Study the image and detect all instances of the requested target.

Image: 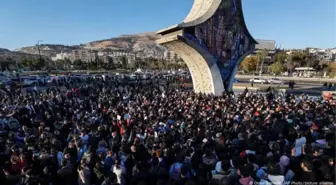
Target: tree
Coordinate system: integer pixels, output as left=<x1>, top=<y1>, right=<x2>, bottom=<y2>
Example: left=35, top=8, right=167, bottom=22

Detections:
left=173, top=53, right=179, bottom=62
left=291, top=51, right=307, bottom=66
left=240, top=56, right=258, bottom=73
left=121, top=56, right=128, bottom=69
left=88, top=60, right=97, bottom=70
left=95, top=57, right=102, bottom=70
left=158, top=61, right=165, bottom=70
left=179, top=62, right=188, bottom=69
left=274, top=51, right=287, bottom=64
left=105, top=57, right=115, bottom=70
left=73, top=59, right=83, bottom=69
left=269, top=62, right=284, bottom=74
left=148, top=59, right=159, bottom=69
left=20, top=58, right=33, bottom=69
left=32, top=58, right=46, bottom=70
left=107, top=56, right=113, bottom=64
left=256, top=49, right=268, bottom=74
left=284, top=60, right=299, bottom=73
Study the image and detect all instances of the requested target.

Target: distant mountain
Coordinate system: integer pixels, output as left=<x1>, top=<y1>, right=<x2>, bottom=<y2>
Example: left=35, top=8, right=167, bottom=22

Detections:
left=15, top=45, right=81, bottom=58
left=0, top=48, right=10, bottom=53
left=0, top=47, right=41, bottom=63
left=15, top=32, right=168, bottom=59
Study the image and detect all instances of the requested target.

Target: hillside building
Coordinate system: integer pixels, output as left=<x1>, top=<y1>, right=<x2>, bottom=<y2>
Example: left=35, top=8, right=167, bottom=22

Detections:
left=71, top=49, right=98, bottom=62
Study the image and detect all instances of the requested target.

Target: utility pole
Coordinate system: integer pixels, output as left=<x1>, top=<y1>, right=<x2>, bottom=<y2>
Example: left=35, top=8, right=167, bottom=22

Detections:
left=259, top=49, right=267, bottom=76
left=135, top=51, right=138, bottom=70
left=36, top=40, right=43, bottom=66
left=36, top=40, right=45, bottom=83
left=15, top=60, right=22, bottom=92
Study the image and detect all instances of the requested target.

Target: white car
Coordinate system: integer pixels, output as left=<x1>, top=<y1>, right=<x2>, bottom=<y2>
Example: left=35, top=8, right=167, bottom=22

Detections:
left=267, top=78, right=285, bottom=84
left=249, top=78, right=267, bottom=84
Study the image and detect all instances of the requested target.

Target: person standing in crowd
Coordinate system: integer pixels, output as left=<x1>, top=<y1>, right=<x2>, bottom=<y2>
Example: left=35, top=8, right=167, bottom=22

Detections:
left=0, top=74, right=334, bottom=185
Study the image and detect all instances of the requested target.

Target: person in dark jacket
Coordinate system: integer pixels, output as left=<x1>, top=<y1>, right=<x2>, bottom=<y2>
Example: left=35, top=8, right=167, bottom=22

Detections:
left=300, top=160, right=316, bottom=182
left=56, top=160, right=74, bottom=185
left=101, top=172, right=120, bottom=185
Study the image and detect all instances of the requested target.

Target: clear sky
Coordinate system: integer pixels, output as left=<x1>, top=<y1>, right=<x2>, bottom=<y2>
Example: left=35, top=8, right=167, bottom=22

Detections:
left=0, top=0, right=335, bottom=50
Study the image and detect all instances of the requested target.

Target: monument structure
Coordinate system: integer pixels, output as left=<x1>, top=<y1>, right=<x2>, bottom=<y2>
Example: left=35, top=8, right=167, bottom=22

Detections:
left=156, top=0, right=257, bottom=94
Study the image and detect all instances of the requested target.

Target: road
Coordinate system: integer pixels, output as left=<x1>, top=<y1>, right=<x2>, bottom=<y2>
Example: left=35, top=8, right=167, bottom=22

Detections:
left=236, top=75, right=336, bottom=83
left=16, top=78, right=334, bottom=97
left=235, top=79, right=330, bottom=88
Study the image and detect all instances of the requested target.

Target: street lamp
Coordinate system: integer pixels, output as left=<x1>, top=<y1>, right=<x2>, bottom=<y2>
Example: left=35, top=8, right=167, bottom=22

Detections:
left=36, top=40, right=43, bottom=67
left=36, top=40, right=45, bottom=82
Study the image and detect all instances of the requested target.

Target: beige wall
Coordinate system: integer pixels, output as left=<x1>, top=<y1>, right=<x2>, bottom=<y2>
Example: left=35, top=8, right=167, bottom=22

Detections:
left=162, top=37, right=224, bottom=95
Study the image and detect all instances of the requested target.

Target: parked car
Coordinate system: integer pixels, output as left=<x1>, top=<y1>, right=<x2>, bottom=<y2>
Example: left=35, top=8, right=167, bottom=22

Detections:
left=23, top=76, right=42, bottom=85
left=267, top=78, right=285, bottom=84
left=249, top=78, right=267, bottom=84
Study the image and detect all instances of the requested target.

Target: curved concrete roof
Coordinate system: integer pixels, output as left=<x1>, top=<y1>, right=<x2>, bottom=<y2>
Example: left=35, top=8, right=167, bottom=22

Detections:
left=163, top=37, right=224, bottom=94
left=157, top=0, right=256, bottom=43
left=180, top=0, right=221, bottom=27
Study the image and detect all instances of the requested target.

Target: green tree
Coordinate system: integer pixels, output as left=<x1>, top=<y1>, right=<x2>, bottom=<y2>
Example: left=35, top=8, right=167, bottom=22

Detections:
left=73, top=59, right=83, bottom=69
left=105, top=57, right=115, bottom=70
left=158, top=61, right=165, bottom=70
left=173, top=53, right=179, bottom=62
left=167, top=63, right=178, bottom=70
left=107, top=56, right=113, bottom=64
left=274, top=51, right=287, bottom=64
left=149, top=59, right=159, bottom=69
left=121, top=56, right=128, bottom=69
left=240, top=56, right=258, bottom=73
left=256, top=49, right=268, bottom=73
left=20, top=58, right=31, bottom=69
left=291, top=51, right=308, bottom=66
left=31, top=58, right=46, bottom=70
left=269, top=62, right=284, bottom=74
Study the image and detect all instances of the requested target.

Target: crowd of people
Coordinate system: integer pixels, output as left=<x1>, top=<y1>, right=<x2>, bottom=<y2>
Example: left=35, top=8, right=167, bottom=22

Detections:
left=0, top=75, right=335, bottom=185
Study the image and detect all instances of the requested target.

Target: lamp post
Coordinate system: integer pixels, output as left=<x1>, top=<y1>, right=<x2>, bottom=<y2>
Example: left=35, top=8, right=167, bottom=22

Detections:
left=15, top=60, right=22, bottom=91
left=36, top=40, right=43, bottom=63
left=36, top=40, right=44, bottom=82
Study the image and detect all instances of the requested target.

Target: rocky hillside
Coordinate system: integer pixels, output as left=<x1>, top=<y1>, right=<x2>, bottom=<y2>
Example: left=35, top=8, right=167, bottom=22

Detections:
left=0, top=48, right=41, bottom=62
left=15, top=45, right=80, bottom=58
left=15, top=32, right=168, bottom=58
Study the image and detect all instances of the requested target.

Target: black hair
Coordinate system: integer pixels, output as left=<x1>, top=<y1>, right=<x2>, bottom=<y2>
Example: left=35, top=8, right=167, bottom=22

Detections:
left=302, top=160, right=314, bottom=171
left=267, top=162, right=281, bottom=175
left=221, top=160, right=230, bottom=172
left=238, top=165, right=250, bottom=178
